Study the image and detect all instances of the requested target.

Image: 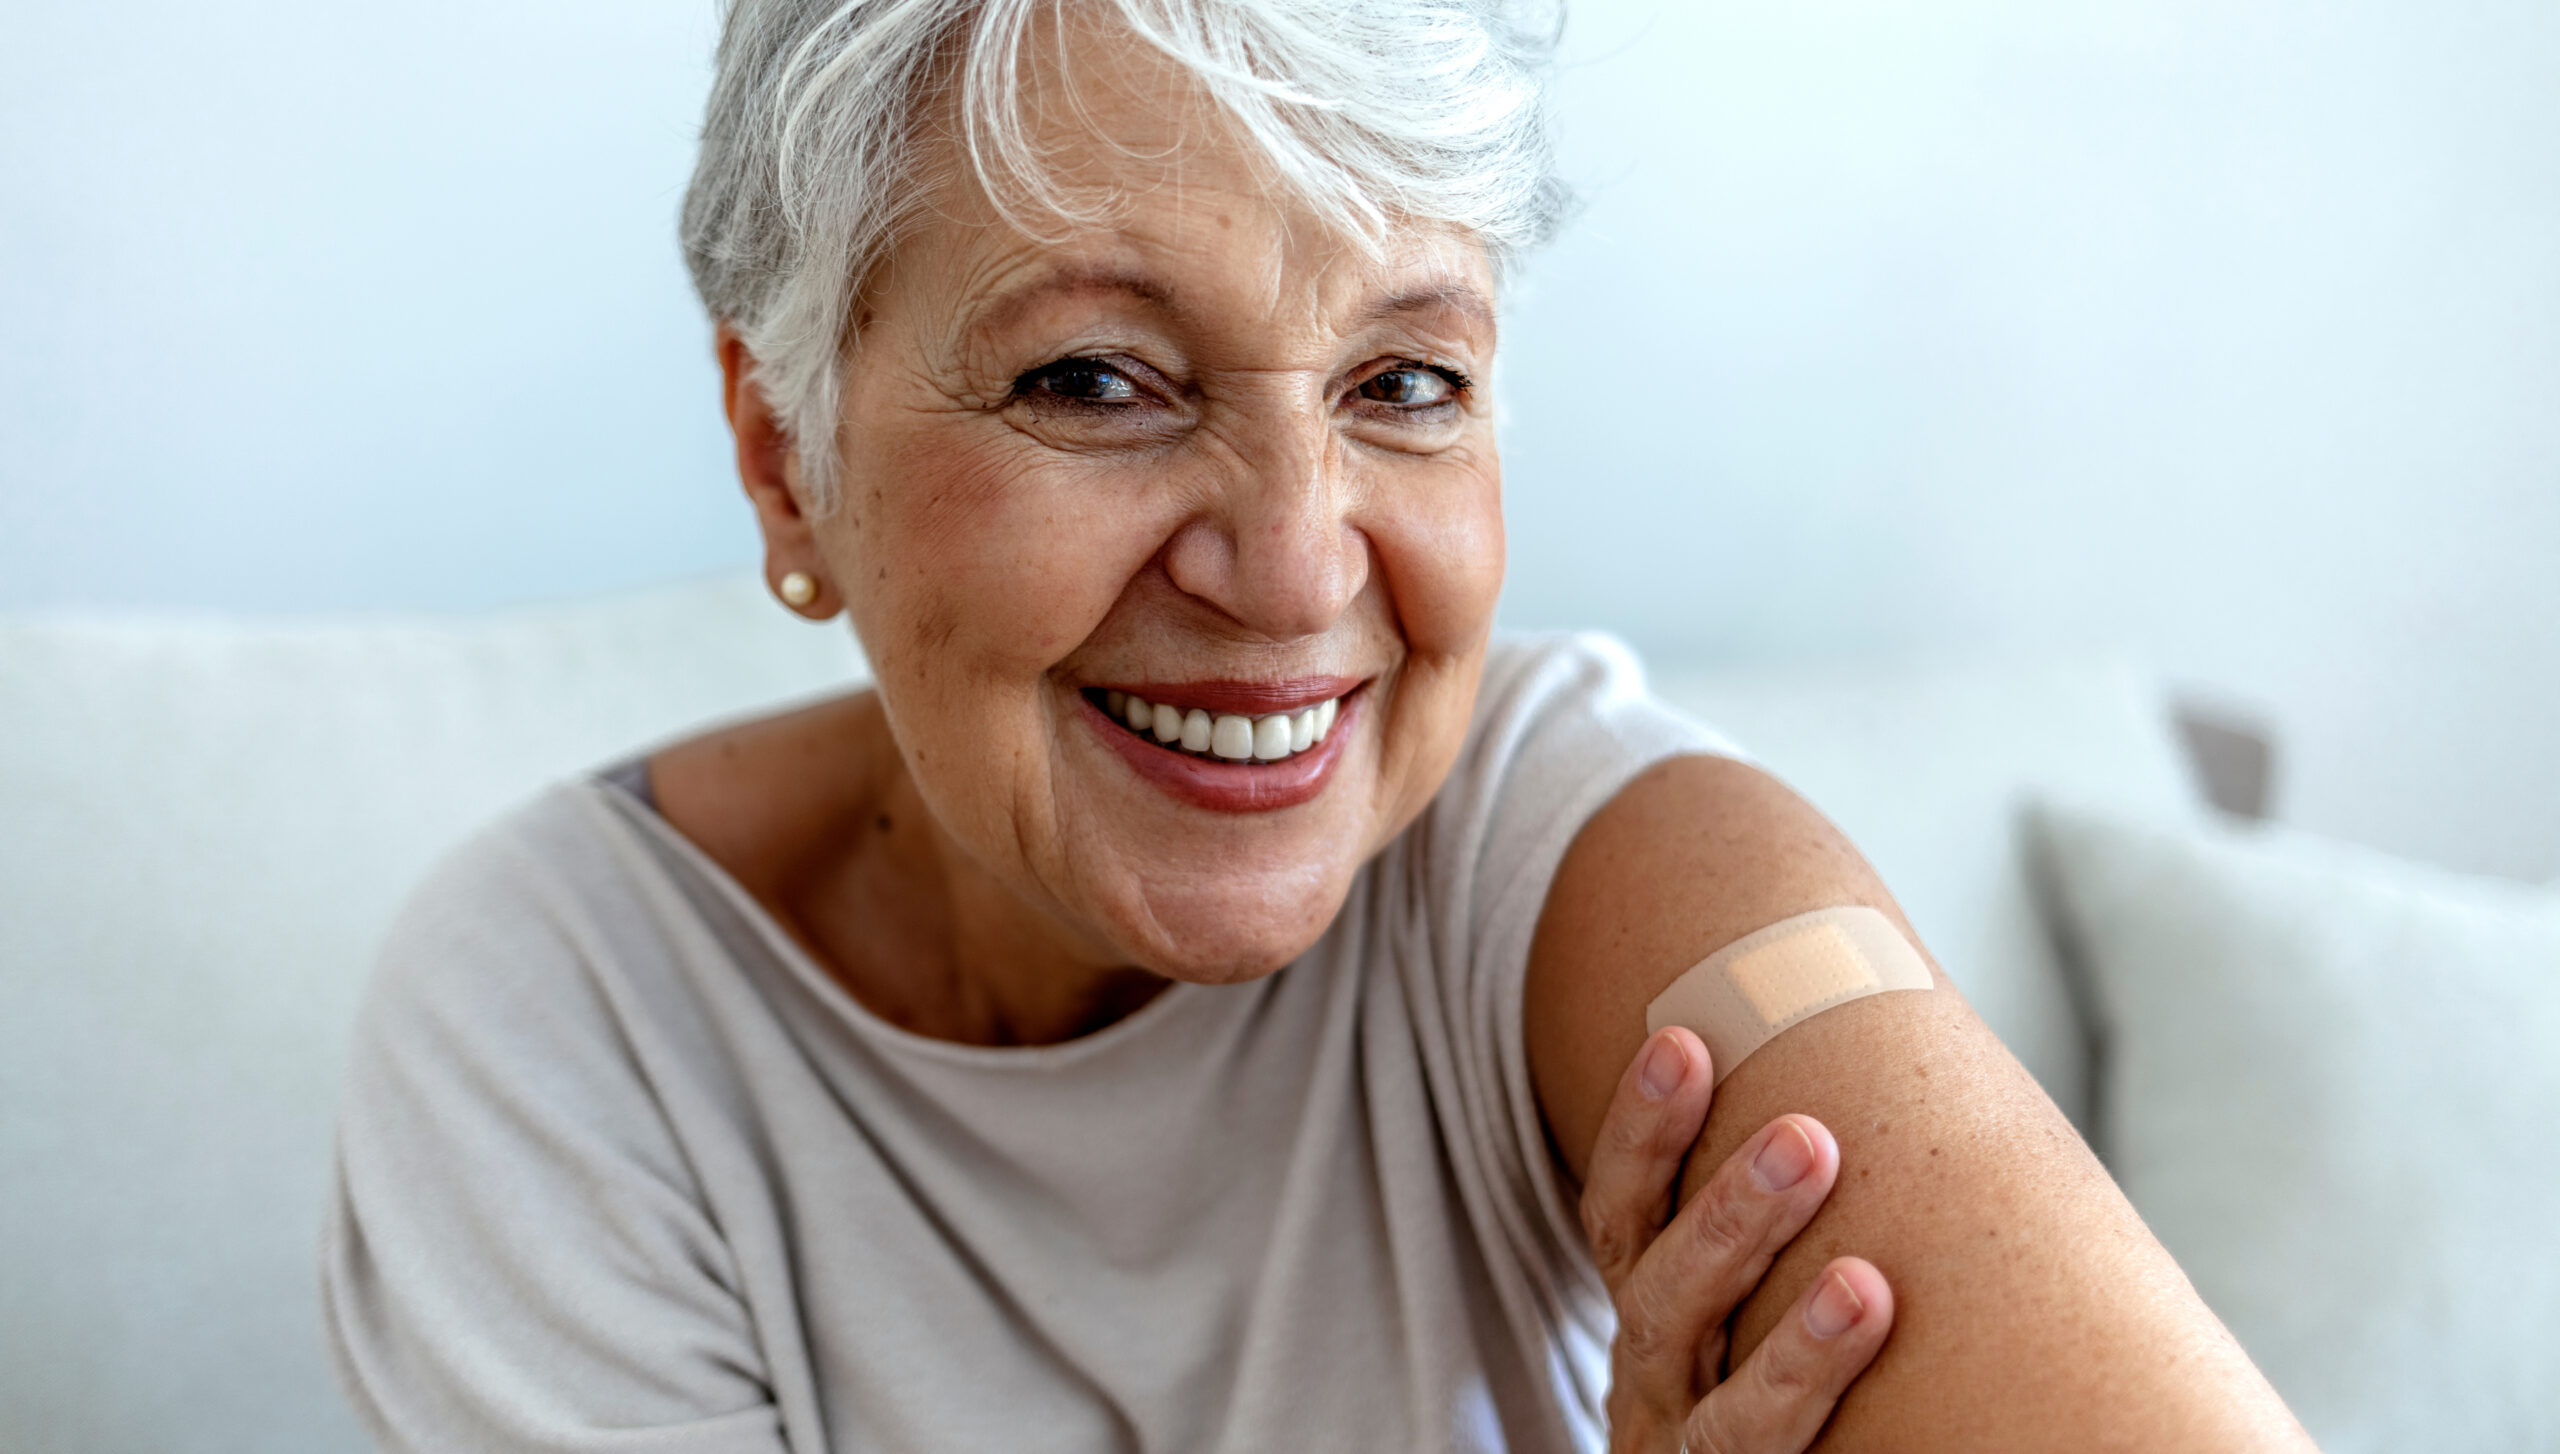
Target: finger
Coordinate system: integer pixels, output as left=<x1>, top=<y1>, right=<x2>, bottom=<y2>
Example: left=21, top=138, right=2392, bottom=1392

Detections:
left=1578, top=1027, right=1714, bottom=1292
left=1613, top=1114, right=1840, bottom=1407
left=1682, top=1257, right=1895, bottom=1454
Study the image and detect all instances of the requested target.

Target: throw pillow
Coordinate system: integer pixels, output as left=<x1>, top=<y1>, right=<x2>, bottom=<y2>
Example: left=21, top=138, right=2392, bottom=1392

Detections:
left=2030, top=804, right=2560, bottom=1454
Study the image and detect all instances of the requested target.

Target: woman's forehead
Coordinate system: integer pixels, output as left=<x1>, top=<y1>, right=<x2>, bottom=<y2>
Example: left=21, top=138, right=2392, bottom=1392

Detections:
left=897, top=209, right=1497, bottom=355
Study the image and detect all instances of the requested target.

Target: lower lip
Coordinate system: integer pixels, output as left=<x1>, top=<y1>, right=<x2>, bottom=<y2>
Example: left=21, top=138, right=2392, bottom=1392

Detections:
left=1082, top=689, right=1362, bottom=814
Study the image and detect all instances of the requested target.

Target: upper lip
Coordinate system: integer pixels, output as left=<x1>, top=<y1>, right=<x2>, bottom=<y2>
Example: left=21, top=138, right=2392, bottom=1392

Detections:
left=1088, top=675, right=1363, bottom=717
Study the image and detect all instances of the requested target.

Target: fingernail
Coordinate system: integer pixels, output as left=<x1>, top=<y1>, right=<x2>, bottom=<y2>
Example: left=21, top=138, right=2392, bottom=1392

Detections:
left=1751, top=1120, right=1816, bottom=1192
left=1805, top=1272, right=1865, bottom=1339
left=1637, top=1034, right=1684, bottom=1100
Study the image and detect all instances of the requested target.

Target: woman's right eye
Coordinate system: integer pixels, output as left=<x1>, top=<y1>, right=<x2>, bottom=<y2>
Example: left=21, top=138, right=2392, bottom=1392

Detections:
left=1013, top=358, right=1140, bottom=404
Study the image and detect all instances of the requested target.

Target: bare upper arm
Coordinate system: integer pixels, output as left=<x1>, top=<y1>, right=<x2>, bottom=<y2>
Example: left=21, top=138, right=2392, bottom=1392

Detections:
left=1526, top=754, right=2309, bottom=1451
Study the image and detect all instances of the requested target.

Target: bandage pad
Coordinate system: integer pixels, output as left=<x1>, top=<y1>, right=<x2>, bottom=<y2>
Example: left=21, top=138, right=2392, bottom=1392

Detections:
left=1644, top=906, right=1933, bottom=1085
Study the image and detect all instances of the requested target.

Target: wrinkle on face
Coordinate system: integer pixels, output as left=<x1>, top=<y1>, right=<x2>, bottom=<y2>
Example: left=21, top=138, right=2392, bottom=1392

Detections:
left=784, top=13, right=1506, bottom=1012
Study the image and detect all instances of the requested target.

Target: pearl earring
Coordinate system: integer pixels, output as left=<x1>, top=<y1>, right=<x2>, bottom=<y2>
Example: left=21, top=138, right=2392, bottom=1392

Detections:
left=777, top=571, right=818, bottom=609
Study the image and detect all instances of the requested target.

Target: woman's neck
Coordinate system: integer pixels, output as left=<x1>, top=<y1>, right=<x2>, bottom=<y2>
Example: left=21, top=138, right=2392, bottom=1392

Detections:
left=650, top=690, right=1168, bottom=1047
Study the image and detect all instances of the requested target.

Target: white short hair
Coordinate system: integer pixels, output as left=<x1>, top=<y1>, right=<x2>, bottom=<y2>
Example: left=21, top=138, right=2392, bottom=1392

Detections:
left=680, top=0, right=1568, bottom=510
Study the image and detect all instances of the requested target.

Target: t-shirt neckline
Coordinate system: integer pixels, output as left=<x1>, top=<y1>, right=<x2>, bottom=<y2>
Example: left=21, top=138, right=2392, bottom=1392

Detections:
left=582, top=775, right=1219, bottom=1072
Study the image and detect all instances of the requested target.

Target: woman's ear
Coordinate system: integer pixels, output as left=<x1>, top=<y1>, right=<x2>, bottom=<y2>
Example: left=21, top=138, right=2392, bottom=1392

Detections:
left=717, top=327, right=840, bottom=619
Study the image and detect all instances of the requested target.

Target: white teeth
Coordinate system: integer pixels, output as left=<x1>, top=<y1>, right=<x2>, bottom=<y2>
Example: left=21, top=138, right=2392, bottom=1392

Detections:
left=1105, top=690, right=1350, bottom=763
left=1212, top=714, right=1256, bottom=760
left=1252, top=715, right=1293, bottom=760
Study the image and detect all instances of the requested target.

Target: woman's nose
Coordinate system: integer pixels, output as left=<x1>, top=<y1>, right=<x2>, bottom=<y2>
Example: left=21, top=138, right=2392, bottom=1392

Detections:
left=1160, top=410, right=1369, bottom=640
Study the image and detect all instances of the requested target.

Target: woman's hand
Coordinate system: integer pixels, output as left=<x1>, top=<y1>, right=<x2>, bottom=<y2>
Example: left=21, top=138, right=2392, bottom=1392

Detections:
left=1582, top=1027, right=1896, bottom=1453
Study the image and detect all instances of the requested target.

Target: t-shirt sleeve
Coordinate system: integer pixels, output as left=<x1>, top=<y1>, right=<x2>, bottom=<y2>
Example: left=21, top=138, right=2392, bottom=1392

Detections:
left=320, top=798, right=788, bottom=1454
left=1398, top=633, right=1741, bottom=1431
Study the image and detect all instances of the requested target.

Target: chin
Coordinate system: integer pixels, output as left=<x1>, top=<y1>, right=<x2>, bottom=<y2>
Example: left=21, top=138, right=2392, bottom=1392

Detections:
left=1120, top=874, right=1359, bottom=985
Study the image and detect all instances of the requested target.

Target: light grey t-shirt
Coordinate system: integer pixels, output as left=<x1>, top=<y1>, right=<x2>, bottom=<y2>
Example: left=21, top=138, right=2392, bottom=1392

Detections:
left=321, top=634, right=1731, bottom=1453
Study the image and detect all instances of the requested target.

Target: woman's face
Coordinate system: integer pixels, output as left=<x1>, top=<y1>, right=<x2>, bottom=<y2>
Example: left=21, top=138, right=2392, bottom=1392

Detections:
left=783, top=45, right=1505, bottom=984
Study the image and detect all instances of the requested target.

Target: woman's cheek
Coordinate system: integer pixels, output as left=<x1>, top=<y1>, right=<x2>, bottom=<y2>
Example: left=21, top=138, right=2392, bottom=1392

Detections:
left=1372, top=451, right=1505, bottom=657
left=1350, top=449, right=1501, bottom=835
left=863, top=443, right=1144, bottom=675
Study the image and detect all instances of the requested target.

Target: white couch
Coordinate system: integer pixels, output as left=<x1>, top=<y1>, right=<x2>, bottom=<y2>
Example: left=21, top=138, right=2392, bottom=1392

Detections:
left=0, top=575, right=2229, bottom=1452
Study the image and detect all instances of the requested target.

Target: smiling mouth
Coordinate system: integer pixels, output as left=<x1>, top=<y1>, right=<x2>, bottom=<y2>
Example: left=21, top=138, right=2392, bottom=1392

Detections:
left=1084, top=687, right=1348, bottom=764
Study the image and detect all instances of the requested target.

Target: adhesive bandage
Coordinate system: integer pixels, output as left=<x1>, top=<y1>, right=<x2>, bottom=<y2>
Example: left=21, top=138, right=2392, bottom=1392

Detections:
left=1644, top=906, right=1933, bottom=1085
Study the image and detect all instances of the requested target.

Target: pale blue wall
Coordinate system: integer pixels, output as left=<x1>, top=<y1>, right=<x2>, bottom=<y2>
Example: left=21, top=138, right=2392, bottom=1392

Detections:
left=4, top=0, right=2555, bottom=879
left=1497, top=0, right=2560, bottom=881
left=1516, top=0, right=2560, bottom=663
left=0, top=0, right=752, bottom=612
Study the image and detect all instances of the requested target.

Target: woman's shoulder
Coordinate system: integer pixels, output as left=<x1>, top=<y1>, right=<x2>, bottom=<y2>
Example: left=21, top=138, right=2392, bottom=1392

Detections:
left=387, top=776, right=632, bottom=935
left=361, top=681, right=855, bottom=1048
left=360, top=776, right=673, bottom=1044
left=356, top=688, right=892, bottom=1085
left=1370, top=631, right=1745, bottom=1033
left=327, top=775, right=785, bottom=1449
left=1420, top=632, right=1743, bottom=892
left=1469, top=631, right=1743, bottom=771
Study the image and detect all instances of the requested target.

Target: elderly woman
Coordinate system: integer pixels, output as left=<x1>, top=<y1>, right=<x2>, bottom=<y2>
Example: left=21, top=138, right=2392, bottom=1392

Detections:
left=321, top=1, right=2310, bottom=1450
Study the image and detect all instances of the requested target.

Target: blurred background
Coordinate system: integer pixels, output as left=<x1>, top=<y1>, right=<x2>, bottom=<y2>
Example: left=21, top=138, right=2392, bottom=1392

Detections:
left=3, top=0, right=2554, bottom=880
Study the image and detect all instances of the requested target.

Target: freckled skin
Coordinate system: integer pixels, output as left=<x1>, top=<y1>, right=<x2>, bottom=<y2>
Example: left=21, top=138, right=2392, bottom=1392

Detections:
left=1529, top=756, right=2316, bottom=1450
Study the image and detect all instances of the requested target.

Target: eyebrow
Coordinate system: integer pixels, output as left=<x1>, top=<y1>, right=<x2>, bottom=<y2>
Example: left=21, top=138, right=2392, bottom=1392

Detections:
left=971, top=265, right=1494, bottom=341
left=1357, top=281, right=1496, bottom=334
left=971, top=266, right=1185, bottom=339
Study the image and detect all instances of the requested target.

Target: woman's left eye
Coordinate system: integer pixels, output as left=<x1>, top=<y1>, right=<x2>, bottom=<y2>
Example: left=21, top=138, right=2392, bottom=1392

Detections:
left=1014, top=358, right=1141, bottom=404
left=1354, top=365, right=1465, bottom=409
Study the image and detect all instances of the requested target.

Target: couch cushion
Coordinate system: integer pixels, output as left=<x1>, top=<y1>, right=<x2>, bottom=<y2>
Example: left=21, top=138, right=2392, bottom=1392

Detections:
left=1650, top=658, right=2204, bottom=1131
left=2030, top=804, right=2560, bottom=1452
left=0, top=574, right=863, bottom=1454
